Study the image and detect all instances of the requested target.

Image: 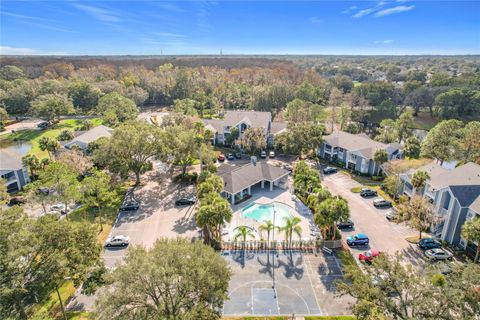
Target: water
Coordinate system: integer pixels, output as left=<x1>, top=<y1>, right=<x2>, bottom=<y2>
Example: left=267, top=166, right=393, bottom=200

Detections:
left=242, top=202, right=293, bottom=227
left=1, top=142, right=32, bottom=155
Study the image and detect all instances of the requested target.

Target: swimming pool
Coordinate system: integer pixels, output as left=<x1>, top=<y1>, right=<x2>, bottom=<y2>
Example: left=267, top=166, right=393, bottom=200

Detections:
left=241, top=202, right=294, bottom=227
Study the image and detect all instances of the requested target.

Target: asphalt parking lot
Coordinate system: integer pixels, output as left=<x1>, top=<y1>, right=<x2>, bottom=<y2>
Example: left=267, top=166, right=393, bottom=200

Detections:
left=222, top=250, right=353, bottom=316
left=102, top=169, right=201, bottom=268
left=321, top=172, right=427, bottom=266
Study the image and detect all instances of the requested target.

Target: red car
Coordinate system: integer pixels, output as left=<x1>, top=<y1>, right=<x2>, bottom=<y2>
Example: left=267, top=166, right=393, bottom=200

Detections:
left=359, top=250, right=380, bottom=263
left=217, top=153, right=225, bottom=162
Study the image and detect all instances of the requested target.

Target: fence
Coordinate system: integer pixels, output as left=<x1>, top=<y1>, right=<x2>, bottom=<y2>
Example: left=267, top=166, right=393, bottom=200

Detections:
left=221, top=239, right=324, bottom=252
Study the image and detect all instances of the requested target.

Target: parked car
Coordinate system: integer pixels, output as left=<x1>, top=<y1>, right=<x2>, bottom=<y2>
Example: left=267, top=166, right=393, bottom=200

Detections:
left=226, top=153, right=235, bottom=160
left=425, top=248, right=453, bottom=261
left=175, top=196, right=196, bottom=206
left=260, top=150, right=267, bottom=159
left=217, top=153, right=225, bottom=162
left=282, top=164, right=293, bottom=172
left=385, top=209, right=398, bottom=221
left=323, top=166, right=338, bottom=174
left=346, top=233, right=369, bottom=246
left=269, top=151, right=275, bottom=158
left=360, top=188, right=377, bottom=198
left=50, top=203, right=69, bottom=214
left=37, top=121, right=49, bottom=129
left=337, top=220, right=354, bottom=229
left=105, top=235, right=129, bottom=247
left=359, top=249, right=380, bottom=263
left=419, top=238, right=442, bottom=250
left=373, top=198, right=392, bottom=208
left=234, top=152, right=242, bottom=159
left=120, top=199, right=139, bottom=211
left=9, top=196, right=26, bottom=205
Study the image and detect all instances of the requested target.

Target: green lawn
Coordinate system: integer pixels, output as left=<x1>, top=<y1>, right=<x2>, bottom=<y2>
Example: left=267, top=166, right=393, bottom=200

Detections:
left=305, top=316, right=356, bottom=320
left=0, top=118, right=102, bottom=159
left=30, top=281, right=76, bottom=320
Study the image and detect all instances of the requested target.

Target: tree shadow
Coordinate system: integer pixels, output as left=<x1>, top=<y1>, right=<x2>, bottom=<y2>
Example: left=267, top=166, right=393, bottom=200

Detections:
left=277, top=250, right=305, bottom=280
left=230, top=249, right=255, bottom=269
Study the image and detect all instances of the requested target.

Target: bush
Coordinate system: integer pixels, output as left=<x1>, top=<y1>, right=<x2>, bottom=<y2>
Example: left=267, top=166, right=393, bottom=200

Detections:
left=351, top=187, right=362, bottom=193
left=57, top=129, right=74, bottom=141
left=371, top=175, right=384, bottom=181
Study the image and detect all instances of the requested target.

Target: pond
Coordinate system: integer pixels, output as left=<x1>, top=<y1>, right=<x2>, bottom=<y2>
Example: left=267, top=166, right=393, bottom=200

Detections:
left=1, top=142, right=32, bottom=155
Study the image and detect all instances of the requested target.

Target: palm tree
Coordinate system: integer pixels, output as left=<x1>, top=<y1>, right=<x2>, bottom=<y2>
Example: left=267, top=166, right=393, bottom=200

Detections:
left=259, top=220, right=274, bottom=249
left=233, top=226, right=256, bottom=249
left=411, top=170, right=430, bottom=195
left=315, top=196, right=349, bottom=240
left=278, top=217, right=302, bottom=248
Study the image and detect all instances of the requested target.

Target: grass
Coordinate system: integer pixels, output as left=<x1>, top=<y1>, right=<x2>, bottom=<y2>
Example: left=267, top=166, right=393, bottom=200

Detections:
left=222, top=317, right=288, bottom=320
left=411, top=111, right=439, bottom=130
left=339, top=170, right=382, bottom=187
left=31, top=281, right=76, bottom=320
left=67, top=312, right=92, bottom=320
left=350, top=187, right=362, bottom=193
left=0, top=118, right=102, bottom=159
left=405, top=235, right=430, bottom=244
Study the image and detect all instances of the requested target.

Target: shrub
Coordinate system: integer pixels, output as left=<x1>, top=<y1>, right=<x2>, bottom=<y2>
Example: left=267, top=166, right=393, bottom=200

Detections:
left=57, top=129, right=74, bottom=141
left=371, top=175, right=384, bottom=181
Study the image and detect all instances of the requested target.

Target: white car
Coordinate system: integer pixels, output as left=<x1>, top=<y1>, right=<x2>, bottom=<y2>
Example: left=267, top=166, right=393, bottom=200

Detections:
left=51, top=203, right=67, bottom=211
left=269, top=151, right=275, bottom=158
left=424, top=248, right=453, bottom=261
left=105, top=235, right=130, bottom=247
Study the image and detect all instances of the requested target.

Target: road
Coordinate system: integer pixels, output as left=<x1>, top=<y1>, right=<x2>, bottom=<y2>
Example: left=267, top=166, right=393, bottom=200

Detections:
left=322, top=172, right=427, bottom=266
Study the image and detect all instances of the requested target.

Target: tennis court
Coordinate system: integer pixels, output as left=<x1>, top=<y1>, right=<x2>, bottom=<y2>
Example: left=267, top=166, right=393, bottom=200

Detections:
left=222, top=250, right=352, bottom=316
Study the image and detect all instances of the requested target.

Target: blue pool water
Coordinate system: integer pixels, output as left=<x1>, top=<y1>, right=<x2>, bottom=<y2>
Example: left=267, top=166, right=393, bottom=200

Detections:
left=242, top=202, right=293, bottom=227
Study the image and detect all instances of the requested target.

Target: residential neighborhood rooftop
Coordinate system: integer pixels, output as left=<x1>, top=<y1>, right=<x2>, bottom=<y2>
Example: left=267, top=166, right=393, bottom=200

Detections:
left=429, top=162, right=480, bottom=190
left=64, top=125, right=113, bottom=149
left=323, top=130, right=400, bottom=160
left=217, top=161, right=289, bottom=195
left=0, top=149, right=23, bottom=171
left=203, top=110, right=271, bottom=133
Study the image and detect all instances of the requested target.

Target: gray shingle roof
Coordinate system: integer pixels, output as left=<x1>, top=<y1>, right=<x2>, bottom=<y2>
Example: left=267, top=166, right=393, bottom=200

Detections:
left=217, top=161, right=289, bottom=195
left=64, top=125, right=113, bottom=149
left=202, top=111, right=271, bottom=133
left=270, top=122, right=287, bottom=135
left=323, top=130, right=400, bottom=160
left=0, top=149, right=23, bottom=171
left=449, top=185, right=480, bottom=208
left=429, top=162, right=480, bottom=190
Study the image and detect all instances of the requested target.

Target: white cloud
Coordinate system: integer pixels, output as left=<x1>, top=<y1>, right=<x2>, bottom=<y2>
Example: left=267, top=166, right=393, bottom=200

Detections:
left=0, top=46, right=66, bottom=55
left=72, top=3, right=121, bottom=22
left=308, top=17, right=322, bottom=24
left=342, top=5, right=358, bottom=14
left=352, top=8, right=376, bottom=18
left=374, top=40, right=395, bottom=44
left=155, top=2, right=185, bottom=13
left=152, top=32, right=185, bottom=38
left=375, top=5, right=415, bottom=17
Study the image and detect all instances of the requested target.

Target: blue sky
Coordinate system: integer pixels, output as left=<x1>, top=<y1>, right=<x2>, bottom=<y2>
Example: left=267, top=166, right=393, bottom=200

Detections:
left=1, top=1, right=479, bottom=55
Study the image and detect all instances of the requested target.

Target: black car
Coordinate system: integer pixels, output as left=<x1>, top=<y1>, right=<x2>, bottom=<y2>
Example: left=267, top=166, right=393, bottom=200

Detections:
left=175, top=197, right=196, bottom=206
left=37, top=121, right=50, bottom=129
left=373, top=198, right=393, bottom=208
left=120, top=199, right=139, bottom=211
left=323, top=167, right=338, bottom=174
left=419, top=238, right=442, bottom=250
left=337, top=220, right=354, bottom=229
left=226, top=153, right=235, bottom=160
left=360, top=188, right=378, bottom=198
left=235, top=152, right=242, bottom=159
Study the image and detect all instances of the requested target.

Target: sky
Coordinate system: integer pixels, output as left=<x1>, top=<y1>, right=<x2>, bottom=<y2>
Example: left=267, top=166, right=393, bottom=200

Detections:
left=1, top=0, right=479, bottom=55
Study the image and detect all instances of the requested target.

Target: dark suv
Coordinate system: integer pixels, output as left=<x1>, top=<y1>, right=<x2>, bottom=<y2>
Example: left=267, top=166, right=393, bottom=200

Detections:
left=323, top=167, right=338, bottom=174
left=337, top=220, right=354, bottom=229
left=175, top=197, right=196, bottom=206
left=120, top=199, right=139, bottom=211
left=360, top=188, right=377, bottom=198
left=373, top=198, right=392, bottom=208
left=347, top=233, right=369, bottom=246
left=419, top=238, right=442, bottom=250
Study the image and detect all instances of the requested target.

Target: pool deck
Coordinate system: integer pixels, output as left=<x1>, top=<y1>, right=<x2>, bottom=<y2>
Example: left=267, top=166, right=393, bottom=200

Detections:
left=223, top=183, right=317, bottom=242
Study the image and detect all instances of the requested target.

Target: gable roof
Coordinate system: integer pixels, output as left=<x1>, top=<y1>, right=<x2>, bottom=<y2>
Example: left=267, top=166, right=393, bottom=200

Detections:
left=270, top=122, right=288, bottom=135
left=217, top=161, right=289, bottom=195
left=202, top=111, right=271, bottom=133
left=429, top=162, right=480, bottom=190
left=449, top=185, right=480, bottom=208
left=323, top=130, right=400, bottom=160
left=0, top=149, right=23, bottom=171
left=64, top=125, right=113, bottom=149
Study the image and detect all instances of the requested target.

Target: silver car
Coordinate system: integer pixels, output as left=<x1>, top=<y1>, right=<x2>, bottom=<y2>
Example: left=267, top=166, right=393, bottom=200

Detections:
left=105, top=235, right=130, bottom=247
left=424, top=248, right=453, bottom=261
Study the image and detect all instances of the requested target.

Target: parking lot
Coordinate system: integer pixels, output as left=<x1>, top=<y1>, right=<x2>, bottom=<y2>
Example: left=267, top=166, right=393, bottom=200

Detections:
left=102, top=168, right=200, bottom=268
left=321, top=172, right=428, bottom=266
left=222, top=250, right=353, bottom=316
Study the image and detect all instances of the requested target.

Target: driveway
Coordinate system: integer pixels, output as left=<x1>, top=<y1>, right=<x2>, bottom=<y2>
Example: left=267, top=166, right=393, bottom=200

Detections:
left=321, top=172, right=426, bottom=266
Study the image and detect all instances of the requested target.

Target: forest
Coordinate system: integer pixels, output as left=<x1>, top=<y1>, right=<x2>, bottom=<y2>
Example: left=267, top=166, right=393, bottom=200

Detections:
left=1, top=55, right=479, bottom=128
